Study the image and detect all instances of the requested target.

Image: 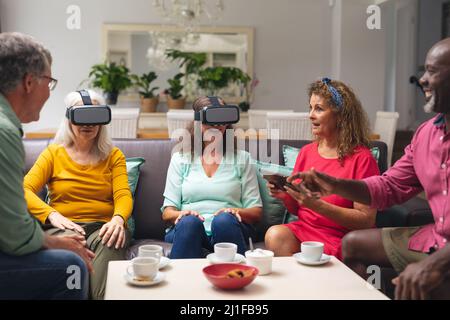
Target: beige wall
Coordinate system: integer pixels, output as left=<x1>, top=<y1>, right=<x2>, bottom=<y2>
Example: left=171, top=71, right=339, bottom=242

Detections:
left=338, top=0, right=387, bottom=128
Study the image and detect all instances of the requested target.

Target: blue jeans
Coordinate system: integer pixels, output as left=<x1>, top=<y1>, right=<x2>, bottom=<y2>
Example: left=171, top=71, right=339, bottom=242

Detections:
left=0, top=249, right=89, bottom=300
left=165, top=212, right=256, bottom=259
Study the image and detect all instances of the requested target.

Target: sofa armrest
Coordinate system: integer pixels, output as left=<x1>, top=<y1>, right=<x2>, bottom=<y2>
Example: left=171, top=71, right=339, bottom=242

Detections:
left=376, top=196, right=434, bottom=228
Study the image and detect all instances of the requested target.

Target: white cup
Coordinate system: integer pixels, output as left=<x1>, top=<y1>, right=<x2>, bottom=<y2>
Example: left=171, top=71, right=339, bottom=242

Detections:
left=127, top=257, right=159, bottom=281
left=301, top=241, right=324, bottom=262
left=245, top=249, right=274, bottom=275
left=214, top=242, right=237, bottom=262
left=138, top=244, right=163, bottom=262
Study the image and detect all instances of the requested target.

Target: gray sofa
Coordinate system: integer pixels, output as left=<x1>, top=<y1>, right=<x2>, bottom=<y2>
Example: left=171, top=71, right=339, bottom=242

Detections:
left=23, top=138, right=433, bottom=259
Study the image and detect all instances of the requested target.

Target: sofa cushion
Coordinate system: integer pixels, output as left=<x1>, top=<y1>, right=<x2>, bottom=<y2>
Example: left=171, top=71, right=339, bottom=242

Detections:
left=253, top=160, right=292, bottom=241
left=255, top=159, right=293, bottom=176
left=370, top=146, right=380, bottom=164
left=376, top=196, right=434, bottom=228
left=125, top=157, right=146, bottom=237
left=282, top=144, right=382, bottom=170
left=282, top=145, right=300, bottom=169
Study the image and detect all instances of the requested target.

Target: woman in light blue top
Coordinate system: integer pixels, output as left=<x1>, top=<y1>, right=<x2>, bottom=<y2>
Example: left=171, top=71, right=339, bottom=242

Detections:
left=162, top=96, right=262, bottom=259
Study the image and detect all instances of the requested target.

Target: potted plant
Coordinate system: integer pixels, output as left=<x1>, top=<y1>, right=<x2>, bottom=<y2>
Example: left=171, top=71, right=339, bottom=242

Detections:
left=197, top=67, right=228, bottom=96
left=88, top=61, right=132, bottom=105
left=164, top=73, right=186, bottom=109
left=165, top=49, right=206, bottom=100
left=131, top=71, right=159, bottom=112
left=197, top=67, right=252, bottom=107
left=165, top=49, right=206, bottom=76
left=235, top=70, right=254, bottom=112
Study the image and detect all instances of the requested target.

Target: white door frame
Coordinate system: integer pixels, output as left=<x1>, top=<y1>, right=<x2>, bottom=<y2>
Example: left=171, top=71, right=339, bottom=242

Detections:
left=384, top=0, right=419, bottom=130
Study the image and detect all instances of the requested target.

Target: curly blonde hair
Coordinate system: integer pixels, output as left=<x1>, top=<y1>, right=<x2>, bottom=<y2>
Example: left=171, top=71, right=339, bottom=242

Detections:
left=308, top=79, right=370, bottom=163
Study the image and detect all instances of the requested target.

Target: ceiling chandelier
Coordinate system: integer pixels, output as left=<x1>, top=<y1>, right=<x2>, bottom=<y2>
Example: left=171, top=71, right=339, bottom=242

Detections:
left=152, top=0, right=225, bottom=33
left=148, top=0, right=225, bottom=70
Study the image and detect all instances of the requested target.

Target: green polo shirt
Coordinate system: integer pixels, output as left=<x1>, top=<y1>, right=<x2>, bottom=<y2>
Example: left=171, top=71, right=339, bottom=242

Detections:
left=0, top=93, right=44, bottom=255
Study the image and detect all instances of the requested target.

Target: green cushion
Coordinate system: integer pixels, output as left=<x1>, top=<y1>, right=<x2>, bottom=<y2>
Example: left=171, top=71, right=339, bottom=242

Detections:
left=282, top=145, right=381, bottom=167
left=282, top=145, right=301, bottom=169
left=256, top=159, right=293, bottom=176
left=125, top=157, right=146, bottom=237
left=253, top=160, right=292, bottom=241
left=370, top=146, right=380, bottom=164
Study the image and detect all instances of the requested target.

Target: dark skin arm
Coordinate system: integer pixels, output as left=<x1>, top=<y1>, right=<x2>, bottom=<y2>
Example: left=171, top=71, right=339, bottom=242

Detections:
left=288, top=168, right=372, bottom=205
left=292, top=170, right=450, bottom=300
left=283, top=184, right=376, bottom=230
left=392, top=244, right=450, bottom=300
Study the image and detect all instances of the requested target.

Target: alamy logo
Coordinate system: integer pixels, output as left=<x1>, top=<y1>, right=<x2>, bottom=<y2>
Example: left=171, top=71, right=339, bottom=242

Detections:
left=366, top=265, right=381, bottom=290
left=66, top=265, right=81, bottom=290
left=366, top=5, right=381, bottom=30
left=66, top=5, right=81, bottom=30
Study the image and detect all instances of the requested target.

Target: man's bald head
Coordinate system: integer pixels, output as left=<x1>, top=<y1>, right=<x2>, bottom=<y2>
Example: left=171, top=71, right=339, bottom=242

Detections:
left=427, top=38, right=450, bottom=68
left=420, top=38, right=450, bottom=114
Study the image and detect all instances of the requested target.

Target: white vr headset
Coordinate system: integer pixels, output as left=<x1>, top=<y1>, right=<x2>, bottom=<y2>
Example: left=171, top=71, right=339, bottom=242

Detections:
left=194, top=96, right=240, bottom=125
left=65, top=90, right=111, bottom=125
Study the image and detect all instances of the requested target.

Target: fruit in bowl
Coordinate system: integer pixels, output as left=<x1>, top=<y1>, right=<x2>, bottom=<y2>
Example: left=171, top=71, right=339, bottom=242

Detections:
left=202, top=263, right=259, bottom=290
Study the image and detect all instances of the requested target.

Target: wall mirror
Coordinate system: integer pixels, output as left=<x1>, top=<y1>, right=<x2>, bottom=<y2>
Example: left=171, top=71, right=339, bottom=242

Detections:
left=102, top=24, right=254, bottom=105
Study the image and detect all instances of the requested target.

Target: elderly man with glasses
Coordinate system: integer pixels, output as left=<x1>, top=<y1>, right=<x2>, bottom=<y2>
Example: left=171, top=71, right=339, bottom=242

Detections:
left=0, top=32, right=94, bottom=300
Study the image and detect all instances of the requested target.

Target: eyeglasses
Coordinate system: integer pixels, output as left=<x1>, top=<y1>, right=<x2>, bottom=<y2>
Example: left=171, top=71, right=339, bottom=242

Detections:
left=39, top=75, right=58, bottom=91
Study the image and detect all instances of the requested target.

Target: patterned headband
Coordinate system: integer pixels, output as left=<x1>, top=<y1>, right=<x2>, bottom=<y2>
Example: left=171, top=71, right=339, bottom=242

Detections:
left=322, top=77, right=343, bottom=109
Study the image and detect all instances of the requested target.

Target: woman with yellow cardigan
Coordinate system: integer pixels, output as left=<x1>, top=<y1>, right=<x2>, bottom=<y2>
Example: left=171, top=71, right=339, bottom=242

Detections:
left=24, top=90, right=133, bottom=300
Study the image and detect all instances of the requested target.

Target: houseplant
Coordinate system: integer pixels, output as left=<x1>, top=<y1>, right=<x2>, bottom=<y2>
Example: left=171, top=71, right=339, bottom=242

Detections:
left=165, top=49, right=206, bottom=76
left=165, top=49, right=206, bottom=100
left=197, top=67, right=252, bottom=111
left=197, top=67, right=230, bottom=96
left=238, top=74, right=257, bottom=112
left=131, top=71, right=159, bottom=112
left=87, top=61, right=132, bottom=105
left=164, top=73, right=186, bottom=109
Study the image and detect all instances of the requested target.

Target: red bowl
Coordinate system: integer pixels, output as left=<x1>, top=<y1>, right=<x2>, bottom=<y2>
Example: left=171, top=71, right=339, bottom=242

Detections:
left=202, top=263, right=259, bottom=290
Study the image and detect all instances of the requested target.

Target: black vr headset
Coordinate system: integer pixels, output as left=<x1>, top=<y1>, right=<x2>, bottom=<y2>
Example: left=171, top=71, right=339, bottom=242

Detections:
left=194, top=96, right=240, bottom=125
left=65, top=90, right=112, bottom=125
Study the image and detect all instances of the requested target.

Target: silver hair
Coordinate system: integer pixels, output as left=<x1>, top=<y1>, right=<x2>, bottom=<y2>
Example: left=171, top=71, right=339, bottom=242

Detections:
left=0, top=32, right=52, bottom=94
left=54, top=90, right=113, bottom=162
left=423, top=93, right=436, bottom=114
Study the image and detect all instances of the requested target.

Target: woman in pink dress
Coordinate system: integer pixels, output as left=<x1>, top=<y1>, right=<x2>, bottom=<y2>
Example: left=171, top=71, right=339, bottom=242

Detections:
left=264, top=78, right=380, bottom=259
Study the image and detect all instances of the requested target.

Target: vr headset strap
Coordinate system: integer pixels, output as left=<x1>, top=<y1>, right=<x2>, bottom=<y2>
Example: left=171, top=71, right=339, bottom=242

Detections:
left=194, top=96, right=221, bottom=121
left=77, top=90, right=93, bottom=105
left=66, top=90, right=93, bottom=119
left=207, top=96, right=221, bottom=107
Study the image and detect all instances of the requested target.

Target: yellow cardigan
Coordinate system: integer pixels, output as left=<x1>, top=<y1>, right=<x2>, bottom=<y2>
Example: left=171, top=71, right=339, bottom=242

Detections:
left=24, top=144, right=133, bottom=224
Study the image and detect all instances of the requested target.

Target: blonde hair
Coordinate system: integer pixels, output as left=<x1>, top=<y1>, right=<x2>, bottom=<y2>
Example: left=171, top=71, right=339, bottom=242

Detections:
left=54, top=90, right=113, bottom=162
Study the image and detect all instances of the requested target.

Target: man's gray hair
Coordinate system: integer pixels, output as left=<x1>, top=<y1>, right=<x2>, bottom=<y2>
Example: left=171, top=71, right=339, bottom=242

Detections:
left=0, top=32, right=52, bottom=94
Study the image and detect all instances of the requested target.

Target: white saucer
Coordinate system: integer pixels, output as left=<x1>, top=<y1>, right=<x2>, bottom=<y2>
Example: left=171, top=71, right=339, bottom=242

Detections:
left=159, top=256, right=170, bottom=269
left=293, top=252, right=331, bottom=266
left=124, top=272, right=166, bottom=287
left=206, top=253, right=246, bottom=264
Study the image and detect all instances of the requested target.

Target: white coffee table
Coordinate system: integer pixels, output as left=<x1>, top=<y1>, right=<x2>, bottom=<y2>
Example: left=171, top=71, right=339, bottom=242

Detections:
left=105, top=256, right=389, bottom=300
